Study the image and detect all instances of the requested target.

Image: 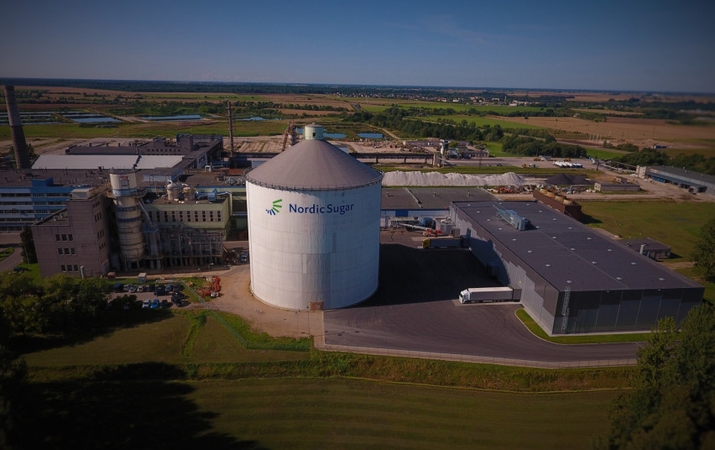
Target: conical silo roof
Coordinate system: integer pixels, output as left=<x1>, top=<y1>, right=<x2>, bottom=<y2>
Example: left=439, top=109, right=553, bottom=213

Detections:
left=245, top=138, right=382, bottom=191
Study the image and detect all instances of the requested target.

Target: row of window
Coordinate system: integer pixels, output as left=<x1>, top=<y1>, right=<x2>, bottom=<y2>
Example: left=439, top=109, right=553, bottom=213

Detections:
left=97, top=229, right=105, bottom=240
left=0, top=193, right=68, bottom=198
left=58, top=247, right=76, bottom=255
left=148, top=210, right=222, bottom=223
left=61, top=264, right=79, bottom=272
left=55, top=233, right=73, bottom=242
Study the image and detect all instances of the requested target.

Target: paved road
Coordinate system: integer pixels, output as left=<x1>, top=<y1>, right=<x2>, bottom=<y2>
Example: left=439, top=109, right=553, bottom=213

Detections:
left=0, top=233, right=23, bottom=273
left=323, top=301, right=639, bottom=366
left=319, top=239, right=640, bottom=367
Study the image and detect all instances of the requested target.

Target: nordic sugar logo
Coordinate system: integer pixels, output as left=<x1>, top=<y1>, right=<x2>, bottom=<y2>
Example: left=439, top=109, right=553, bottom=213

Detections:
left=266, top=199, right=282, bottom=215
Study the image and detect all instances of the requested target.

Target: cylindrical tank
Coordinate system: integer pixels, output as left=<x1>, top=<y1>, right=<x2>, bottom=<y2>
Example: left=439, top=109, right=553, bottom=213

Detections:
left=109, top=171, right=145, bottom=262
left=182, top=185, right=195, bottom=201
left=303, top=123, right=324, bottom=140
left=166, top=182, right=181, bottom=201
left=246, top=132, right=382, bottom=310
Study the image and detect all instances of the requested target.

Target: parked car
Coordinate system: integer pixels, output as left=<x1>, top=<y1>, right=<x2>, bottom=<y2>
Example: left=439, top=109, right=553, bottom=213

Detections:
left=127, top=285, right=137, bottom=293
left=142, top=299, right=151, bottom=309
left=150, top=299, right=159, bottom=309
left=166, top=284, right=174, bottom=292
left=154, top=285, right=165, bottom=296
left=239, top=252, right=248, bottom=263
left=113, top=283, right=124, bottom=293
left=160, top=299, right=169, bottom=308
left=136, top=285, right=144, bottom=293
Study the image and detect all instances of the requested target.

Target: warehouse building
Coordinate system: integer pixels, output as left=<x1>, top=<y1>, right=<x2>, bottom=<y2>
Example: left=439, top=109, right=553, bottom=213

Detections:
left=450, top=201, right=703, bottom=335
left=637, top=165, right=715, bottom=194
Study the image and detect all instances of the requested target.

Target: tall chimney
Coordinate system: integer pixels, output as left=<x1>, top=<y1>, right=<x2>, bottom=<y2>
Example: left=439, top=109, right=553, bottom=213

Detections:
left=3, top=86, right=32, bottom=169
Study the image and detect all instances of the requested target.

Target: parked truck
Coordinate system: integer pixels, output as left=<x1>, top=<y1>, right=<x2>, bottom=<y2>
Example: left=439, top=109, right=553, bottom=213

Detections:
left=458, top=287, right=513, bottom=304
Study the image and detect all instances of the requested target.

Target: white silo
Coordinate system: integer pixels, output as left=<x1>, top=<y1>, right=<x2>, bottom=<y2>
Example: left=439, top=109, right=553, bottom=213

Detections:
left=108, top=171, right=146, bottom=267
left=246, top=124, right=382, bottom=310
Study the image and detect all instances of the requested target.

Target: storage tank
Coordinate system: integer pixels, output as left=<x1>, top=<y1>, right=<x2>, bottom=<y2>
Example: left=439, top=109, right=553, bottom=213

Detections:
left=109, top=171, right=145, bottom=264
left=166, top=182, right=181, bottom=201
left=245, top=124, right=382, bottom=310
left=182, top=185, right=195, bottom=201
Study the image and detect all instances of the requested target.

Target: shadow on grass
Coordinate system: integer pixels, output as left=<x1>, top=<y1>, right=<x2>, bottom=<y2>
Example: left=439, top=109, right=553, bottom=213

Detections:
left=18, top=362, right=263, bottom=450
left=10, top=309, right=177, bottom=355
left=579, top=212, right=602, bottom=225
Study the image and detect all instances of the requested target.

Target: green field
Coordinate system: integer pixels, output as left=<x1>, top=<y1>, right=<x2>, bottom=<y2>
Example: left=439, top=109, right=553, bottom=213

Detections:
left=19, top=309, right=627, bottom=449
left=579, top=200, right=714, bottom=262
left=0, top=120, right=288, bottom=141
left=422, top=115, right=540, bottom=130
left=22, top=372, right=620, bottom=449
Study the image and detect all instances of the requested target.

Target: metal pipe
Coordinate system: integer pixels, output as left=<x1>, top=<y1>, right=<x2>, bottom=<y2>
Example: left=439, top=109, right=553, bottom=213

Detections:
left=3, top=85, right=32, bottom=169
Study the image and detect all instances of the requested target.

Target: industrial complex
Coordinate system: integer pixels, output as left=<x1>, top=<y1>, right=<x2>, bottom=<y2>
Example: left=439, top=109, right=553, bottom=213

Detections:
left=0, top=85, right=708, bottom=337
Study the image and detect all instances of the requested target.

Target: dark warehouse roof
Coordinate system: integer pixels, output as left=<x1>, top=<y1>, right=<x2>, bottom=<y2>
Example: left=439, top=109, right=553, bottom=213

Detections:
left=453, top=201, right=702, bottom=292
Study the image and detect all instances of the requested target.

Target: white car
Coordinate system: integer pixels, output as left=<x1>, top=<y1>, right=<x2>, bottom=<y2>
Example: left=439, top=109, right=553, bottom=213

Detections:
left=142, top=299, right=151, bottom=309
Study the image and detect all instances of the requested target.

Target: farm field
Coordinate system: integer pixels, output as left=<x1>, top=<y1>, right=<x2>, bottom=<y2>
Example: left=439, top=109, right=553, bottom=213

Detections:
left=494, top=115, right=715, bottom=152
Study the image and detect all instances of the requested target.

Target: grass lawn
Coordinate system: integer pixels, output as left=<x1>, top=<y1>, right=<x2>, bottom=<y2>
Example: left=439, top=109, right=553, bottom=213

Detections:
left=579, top=200, right=715, bottom=263
left=516, top=309, right=650, bottom=344
left=20, top=373, right=620, bottom=450
left=0, top=246, right=13, bottom=262
left=18, top=307, right=631, bottom=448
left=187, top=378, right=619, bottom=450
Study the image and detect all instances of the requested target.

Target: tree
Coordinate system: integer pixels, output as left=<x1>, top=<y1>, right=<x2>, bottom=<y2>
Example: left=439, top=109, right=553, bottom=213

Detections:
left=19, top=226, right=36, bottom=264
left=597, top=304, right=715, bottom=449
left=692, top=217, right=715, bottom=282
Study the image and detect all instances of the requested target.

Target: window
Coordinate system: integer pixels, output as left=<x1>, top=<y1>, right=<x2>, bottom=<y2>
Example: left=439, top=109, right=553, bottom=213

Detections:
left=58, top=248, right=63, bottom=255
left=73, top=265, right=78, bottom=271
left=55, top=234, right=61, bottom=242
left=61, top=234, right=67, bottom=241
left=61, top=265, right=66, bottom=272
left=68, top=234, right=73, bottom=241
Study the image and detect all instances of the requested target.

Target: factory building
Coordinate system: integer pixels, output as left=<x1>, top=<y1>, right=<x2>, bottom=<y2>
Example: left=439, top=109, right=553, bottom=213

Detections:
left=637, top=165, right=715, bottom=194
left=450, top=201, right=703, bottom=335
left=32, top=186, right=112, bottom=278
left=246, top=124, right=382, bottom=310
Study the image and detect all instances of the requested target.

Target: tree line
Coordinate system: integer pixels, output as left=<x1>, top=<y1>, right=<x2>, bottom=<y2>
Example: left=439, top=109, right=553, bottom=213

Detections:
left=343, top=106, right=587, bottom=158
left=611, top=148, right=715, bottom=175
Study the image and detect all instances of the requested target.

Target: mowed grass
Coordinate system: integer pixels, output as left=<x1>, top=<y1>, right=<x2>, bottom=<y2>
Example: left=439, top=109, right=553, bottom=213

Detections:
left=579, top=200, right=715, bottom=262
left=20, top=308, right=631, bottom=448
left=188, top=378, right=619, bottom=450
left=22, top=372, right=620, bottom=449
left=23, top=310, right=310, bottom=367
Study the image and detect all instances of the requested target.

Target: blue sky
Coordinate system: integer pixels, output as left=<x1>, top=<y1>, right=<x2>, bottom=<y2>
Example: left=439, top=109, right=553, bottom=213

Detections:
left=2, top=0, right=714, bottom=93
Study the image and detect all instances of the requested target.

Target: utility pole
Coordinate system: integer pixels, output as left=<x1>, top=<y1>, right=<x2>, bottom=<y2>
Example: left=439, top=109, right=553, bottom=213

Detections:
left=227, top=101, right=234, bottom=156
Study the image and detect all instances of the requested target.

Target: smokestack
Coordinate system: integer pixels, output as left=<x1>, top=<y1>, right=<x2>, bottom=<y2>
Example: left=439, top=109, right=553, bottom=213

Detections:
left=3, top=85, right=32, bottom=169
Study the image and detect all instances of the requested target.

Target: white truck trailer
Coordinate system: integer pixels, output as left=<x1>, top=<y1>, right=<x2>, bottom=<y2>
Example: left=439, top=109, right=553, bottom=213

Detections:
left=458, top=286, right=514, bottom=304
